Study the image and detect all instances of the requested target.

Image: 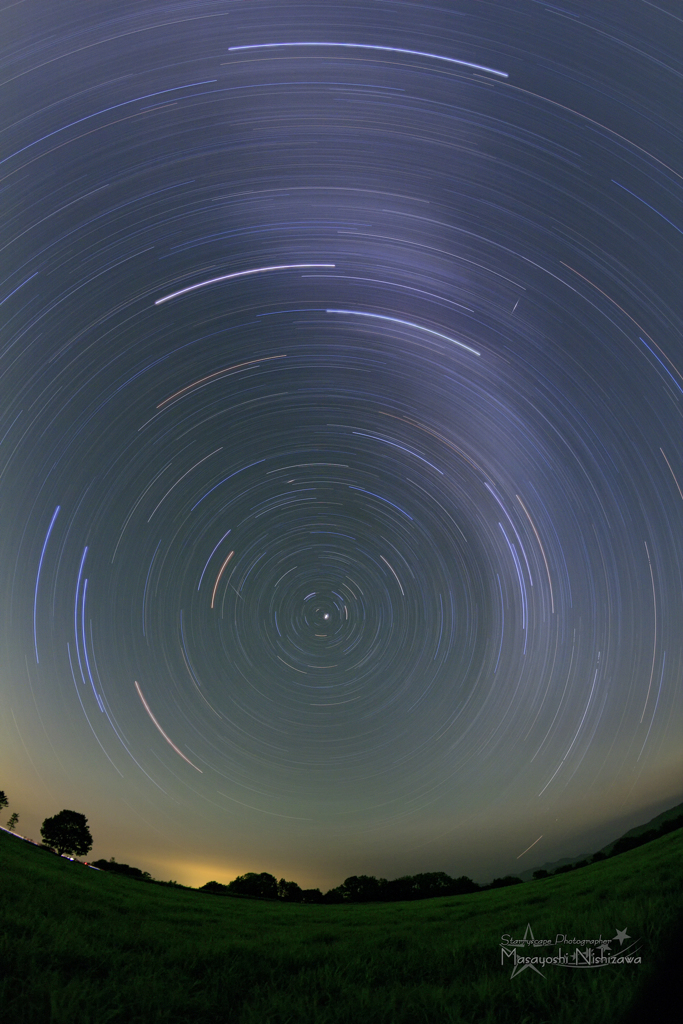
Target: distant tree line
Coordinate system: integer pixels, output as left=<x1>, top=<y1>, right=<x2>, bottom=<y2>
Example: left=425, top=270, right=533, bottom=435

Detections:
left=6, top=785, right=680, bottom=899
left=198, top=870, right=526, bottom=904
left=532, top=814, right=683, bottom=879
left=607, top=814, right=683, bottom=855
left=92, top=857, right=153, bottom=881
left=203, top=816, right=683, bottom=901
left=90, top=858, right=187, bottom=887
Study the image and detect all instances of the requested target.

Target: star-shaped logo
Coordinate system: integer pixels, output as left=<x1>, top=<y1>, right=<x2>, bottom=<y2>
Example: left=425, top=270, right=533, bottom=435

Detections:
left=598, top=941, right=611, bottom=955
left=613, top=927, right=630, bottom=946
left=504, top=924, right=546, bottom=978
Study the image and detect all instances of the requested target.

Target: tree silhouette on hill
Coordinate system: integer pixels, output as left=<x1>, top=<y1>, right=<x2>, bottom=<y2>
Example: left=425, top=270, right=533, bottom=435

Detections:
left=200, top=880, right=228, bottom=894
left=488, top=875, right=523, bottom=888
left=277, top=878, right=303, bottom=902
left=226, top=872, right=278, bottom=898
left=92, top=858, right=151, bottom=881
left=40, top=810, right=93, bottom=857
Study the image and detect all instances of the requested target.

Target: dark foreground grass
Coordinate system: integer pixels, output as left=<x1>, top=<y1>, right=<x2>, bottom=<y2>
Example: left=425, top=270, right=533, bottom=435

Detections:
left=1, top=828, right=681, bottom=1023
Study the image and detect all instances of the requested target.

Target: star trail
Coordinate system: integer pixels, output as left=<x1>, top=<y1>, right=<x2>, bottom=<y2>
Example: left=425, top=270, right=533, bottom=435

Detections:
left=1, top=1, right=681, bottom=889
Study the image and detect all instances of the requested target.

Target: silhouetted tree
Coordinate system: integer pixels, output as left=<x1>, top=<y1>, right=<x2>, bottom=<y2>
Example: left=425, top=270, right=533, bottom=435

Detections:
left=92, top=859, right=151, bottom=880
left=321, top=888, right=344, bottom=904
left=300, top=888, right=323, bottom=904
left=338, top=875, right=385, bottom=902
left=489, top=875, right=524, bottom=888
left=591, top=851, right=607, bottom=863
left=451, top=875, right=481, bottom=895
left=0, top=791, right=8, bottom=813
left=412, top=872, right=459, bottom=899
left=552, top=864, right=574, bottom=875
left=200, top=880, right=228, bottom=894
left=6, top=812, right=19, bottom=832
left=533, top=869, right=549, bottom=880
left=277, top=878, right=303, bottom=902
left=338, top=871, right=481, bottom=903
left=382, top=876, right=416, bottom=901
left=227, top=872, right=278, bottom=898
left=40, top=810, right=93, bottom=856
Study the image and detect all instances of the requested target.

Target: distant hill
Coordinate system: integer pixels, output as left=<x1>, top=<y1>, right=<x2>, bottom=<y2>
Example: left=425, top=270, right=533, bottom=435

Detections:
left=519, top=800, right=683, bottom=881
left=598, top=802, right=683, bottom=856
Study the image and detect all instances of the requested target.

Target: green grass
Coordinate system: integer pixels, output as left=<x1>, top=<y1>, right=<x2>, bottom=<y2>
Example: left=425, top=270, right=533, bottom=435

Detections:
left=1, top=828, right=681, bottom=1023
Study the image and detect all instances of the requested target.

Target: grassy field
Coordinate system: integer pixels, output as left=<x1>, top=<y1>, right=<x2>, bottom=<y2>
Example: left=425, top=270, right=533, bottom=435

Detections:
left=1, top=827, right=681, bottom=1023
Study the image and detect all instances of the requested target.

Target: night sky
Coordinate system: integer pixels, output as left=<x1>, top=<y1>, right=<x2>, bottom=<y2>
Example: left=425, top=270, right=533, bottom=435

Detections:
left=1, top=1, right=681, bottom=891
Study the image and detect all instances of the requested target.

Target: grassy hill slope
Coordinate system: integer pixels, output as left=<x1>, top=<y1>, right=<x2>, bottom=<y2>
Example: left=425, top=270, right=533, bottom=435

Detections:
left=599, top=802, right=683, bottom=854
left=1, top=827, right=681, bottom=1023
left=519, top=799, right=683, bottom=879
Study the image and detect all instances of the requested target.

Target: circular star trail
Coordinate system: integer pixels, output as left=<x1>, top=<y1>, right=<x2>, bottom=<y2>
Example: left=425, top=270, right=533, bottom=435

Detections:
left=1, top=1, right=680, bottom=883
